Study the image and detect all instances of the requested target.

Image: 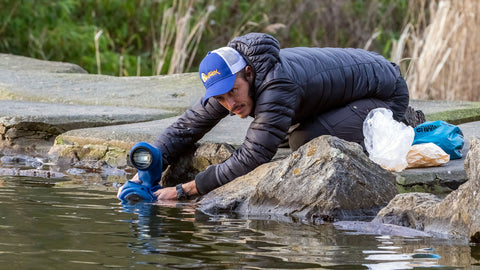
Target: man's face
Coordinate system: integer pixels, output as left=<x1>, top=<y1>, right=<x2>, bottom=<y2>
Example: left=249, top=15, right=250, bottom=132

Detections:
left=214, top=74, right=253, bottom=118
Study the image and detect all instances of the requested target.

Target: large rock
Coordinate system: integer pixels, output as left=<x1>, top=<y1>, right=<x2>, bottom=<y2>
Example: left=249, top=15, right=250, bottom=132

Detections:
left=374, top=137, right=480, bottom=243
left=197, top=135, right=398, bottom=223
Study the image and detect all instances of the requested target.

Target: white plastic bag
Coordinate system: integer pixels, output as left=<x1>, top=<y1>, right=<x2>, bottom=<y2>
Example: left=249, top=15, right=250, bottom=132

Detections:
left=363, top=108, right=415, bottom=172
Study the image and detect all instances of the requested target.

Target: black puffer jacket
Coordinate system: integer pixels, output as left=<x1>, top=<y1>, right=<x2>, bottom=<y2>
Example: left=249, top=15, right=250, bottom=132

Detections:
left=154, top=33, right=409, bottom=194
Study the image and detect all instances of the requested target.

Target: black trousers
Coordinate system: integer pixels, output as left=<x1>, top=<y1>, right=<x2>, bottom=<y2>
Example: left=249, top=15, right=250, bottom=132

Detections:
left=288, top=77, right=409, bottom=151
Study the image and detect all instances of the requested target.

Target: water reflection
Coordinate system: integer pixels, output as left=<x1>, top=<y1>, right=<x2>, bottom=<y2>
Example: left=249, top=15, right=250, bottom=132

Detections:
left=118, top=200, right=472, bottom=269
left=119, top=201, right=325, bottom=269
left=0, top=175, right=478, bottom=269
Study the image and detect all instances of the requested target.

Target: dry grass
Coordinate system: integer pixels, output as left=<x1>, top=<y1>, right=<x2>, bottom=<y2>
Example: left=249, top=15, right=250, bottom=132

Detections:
left=94, top=30, right=103, bottom=75
left=393, top=0, right=480, bottom=101
left=152, top=0, right=213, bottom=75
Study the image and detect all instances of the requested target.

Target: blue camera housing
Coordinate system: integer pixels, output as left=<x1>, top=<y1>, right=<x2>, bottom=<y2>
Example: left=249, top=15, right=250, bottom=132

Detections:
left=118, top=142, right=163, bottom=203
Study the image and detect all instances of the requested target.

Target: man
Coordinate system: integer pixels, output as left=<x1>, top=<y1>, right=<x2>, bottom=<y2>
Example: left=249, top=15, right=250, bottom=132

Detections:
left=141, top=32, right=409, bottom=200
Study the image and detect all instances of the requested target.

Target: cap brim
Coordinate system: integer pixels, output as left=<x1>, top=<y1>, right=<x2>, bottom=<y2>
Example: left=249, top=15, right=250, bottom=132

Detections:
left=202, top=73, right=236, bottom=106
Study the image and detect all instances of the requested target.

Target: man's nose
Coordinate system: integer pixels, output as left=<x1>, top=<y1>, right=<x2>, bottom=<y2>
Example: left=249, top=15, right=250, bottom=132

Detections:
left=225, top=96, right=235, bottom=110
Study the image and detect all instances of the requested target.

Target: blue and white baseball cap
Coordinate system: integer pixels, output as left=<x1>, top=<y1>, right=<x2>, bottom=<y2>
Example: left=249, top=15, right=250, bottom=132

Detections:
left=199, top=47, right=246, bottom=105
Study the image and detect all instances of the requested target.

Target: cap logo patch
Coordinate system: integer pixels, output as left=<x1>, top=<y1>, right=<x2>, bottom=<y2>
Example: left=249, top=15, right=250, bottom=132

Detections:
left=201, top=69, right=221, bottom=83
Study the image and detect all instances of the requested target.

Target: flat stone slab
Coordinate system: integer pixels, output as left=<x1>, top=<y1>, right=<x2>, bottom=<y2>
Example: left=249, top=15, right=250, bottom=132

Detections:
left=396, top=121, right=479, bottom=194
left=0, top=100, right=173, bottom=127
left=0, top=54, right=204, bottom=113
left=54, top=115, right=253, bottom=149
left=0, top=53, right=88, bottom=74
left=48, top=115, right=256, bottom=169
left=0, top=100, right=173, bottom=156
left=410, top=99, right=480, bottom=124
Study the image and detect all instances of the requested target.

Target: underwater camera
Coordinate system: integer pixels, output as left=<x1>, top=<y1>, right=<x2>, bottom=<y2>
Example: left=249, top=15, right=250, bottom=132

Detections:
left=117, top=142, right=163, bottom=203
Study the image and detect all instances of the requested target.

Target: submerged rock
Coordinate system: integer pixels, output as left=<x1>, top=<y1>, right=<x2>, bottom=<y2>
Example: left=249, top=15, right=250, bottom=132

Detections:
left=374, top=137, right=480, bottom=243
left=197, top=135, right=398, bottom=223
left=0, top=167, right=65, bottom=178
left=334, top=220, right=431, bottom=237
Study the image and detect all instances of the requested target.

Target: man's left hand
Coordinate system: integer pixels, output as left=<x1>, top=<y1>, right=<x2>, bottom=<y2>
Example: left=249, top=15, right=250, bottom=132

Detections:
left=153, top=180, right=199, bottom=201
left=154, top=186, right=178, bottom=200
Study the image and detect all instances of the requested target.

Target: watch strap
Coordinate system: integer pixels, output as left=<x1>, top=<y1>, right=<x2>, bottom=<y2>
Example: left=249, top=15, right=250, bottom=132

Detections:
left=176, top=184, right=188, bottom=200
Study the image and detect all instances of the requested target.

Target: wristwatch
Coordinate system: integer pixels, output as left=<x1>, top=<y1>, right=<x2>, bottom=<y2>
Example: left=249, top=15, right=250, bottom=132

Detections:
left=176, top=184, right=189, bottom=200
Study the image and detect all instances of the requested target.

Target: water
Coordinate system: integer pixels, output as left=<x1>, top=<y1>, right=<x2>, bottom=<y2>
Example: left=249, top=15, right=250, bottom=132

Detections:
left=0, top=175, right=478, bottom=269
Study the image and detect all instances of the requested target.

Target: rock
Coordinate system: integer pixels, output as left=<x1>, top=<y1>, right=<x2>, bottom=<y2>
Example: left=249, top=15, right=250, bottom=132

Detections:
left=465, top=137, right=480, bottom=184
left=374, top=137, right=480, bottom=243
left=48, top=136, right=133, bottom=170
left=373, top=192, right=441, bottom=230
left=0, top=100, right=173, bottom=156
left=424, top=137, right=480, bottom=242
left=0, top=54, right=205, bottom=113
left=0, top=154, right=46, bottom=168
left=160, top=142, right=236, bottom=187
left=334, top=220, right=432, bottom=237
left=0, top=53, right=87, bottom=74
left=0, top=167, right=65, bottom=179
left=196, top=161, right=279, bottom=216
left=47, top=115, right=252, bottom=170
left=197, top=135, right=398, bottom=223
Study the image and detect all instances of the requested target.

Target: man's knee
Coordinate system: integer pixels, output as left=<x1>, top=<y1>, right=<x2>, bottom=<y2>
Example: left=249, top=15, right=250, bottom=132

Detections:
left=288, top=121, right=331, bottom=151
left=288, top=130, right=307, bottom=151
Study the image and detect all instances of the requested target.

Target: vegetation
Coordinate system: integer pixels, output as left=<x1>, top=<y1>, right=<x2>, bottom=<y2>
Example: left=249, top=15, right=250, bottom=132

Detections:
left=0, top=0, right=478, bottom=101
left=0, top=0, right=409, bottom=75
left=393, top=0, right=480, bottom=101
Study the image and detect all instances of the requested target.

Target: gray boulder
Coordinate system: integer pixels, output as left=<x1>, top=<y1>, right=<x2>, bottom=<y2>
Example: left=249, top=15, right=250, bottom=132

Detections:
left=197, top=135, right=398, bottom=223
left=374, top=137, right=480, bottom=243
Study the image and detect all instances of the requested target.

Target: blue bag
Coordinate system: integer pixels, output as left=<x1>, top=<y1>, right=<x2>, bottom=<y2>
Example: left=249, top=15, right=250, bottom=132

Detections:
left=412, top=120, right=464, bottom=159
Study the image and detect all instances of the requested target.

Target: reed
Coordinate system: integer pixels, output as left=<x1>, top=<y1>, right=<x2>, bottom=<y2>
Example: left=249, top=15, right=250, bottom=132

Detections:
left=94, top=30, right=103, bottom=75
left=152, top=0, right=213, bottom=75
left=394, top=0, right=480, bottom=101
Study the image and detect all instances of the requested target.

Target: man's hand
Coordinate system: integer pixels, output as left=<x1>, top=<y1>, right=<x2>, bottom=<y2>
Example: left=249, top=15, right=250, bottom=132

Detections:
left=154, top=186, right=178, bottom=200
left=154, top=180, right=199, bottom=201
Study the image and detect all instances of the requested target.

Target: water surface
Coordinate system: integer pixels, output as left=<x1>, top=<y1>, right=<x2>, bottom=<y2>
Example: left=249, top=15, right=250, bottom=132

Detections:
left=0, top=176, right=477, bottom=269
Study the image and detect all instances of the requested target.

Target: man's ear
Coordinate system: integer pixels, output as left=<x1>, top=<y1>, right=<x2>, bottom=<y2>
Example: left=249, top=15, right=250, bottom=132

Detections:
left=245, top=65, right=254, bottom=84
